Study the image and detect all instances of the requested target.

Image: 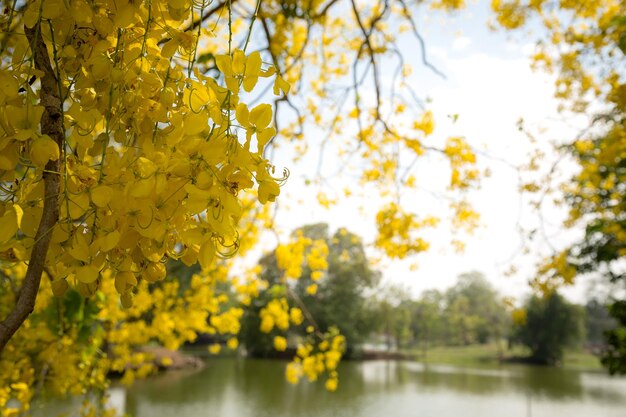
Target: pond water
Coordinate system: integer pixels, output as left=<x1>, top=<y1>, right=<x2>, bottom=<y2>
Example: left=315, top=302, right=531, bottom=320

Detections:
left=34, top=358, right=626, bottom=417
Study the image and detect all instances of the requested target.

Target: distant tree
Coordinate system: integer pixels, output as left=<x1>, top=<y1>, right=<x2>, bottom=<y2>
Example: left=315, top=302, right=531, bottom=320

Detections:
left=410, top=290, right=444, bottom=358
left=494, top=0, right=626, bottom=374
left=444, top=295, right=480, bottom=345
left=241, top=224, right=380, bottom=358
left=298, top=225, right=380, bottom=356
left=602, top=301, right=626, bottom=374
left=392, top=301, right=414, bottom=350
left=512, top=292, right=585, bottom=366
left=371, top=284, right=413, bottom=351
left=444, top=272, right=509, bottom=345
left=585, top=298, right=617, bottom=347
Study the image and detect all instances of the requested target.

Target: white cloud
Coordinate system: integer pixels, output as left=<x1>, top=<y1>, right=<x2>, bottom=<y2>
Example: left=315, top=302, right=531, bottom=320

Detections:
left=452, top=36, right=472, bottom=51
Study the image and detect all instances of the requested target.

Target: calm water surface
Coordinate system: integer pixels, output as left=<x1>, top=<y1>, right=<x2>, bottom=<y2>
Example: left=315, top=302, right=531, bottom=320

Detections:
left=36, top=359, right=626, bottom=417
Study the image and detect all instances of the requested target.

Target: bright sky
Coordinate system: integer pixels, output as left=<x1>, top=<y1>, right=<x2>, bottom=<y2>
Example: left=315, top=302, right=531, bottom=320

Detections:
left=255, top=2, right=596, bottom=304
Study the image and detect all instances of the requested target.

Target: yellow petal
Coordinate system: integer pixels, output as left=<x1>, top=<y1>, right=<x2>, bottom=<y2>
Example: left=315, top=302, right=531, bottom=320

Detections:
left=235, top=103, right=250, bottom=127
left=51, top=223, right=71, bottom=244
left=114, top=3, right=136, bottom=28
left=244, top=51, right=262, bottom=78
left=0, top=142, right=19, bottom=170
left=273, top=74, right=291, bottom=96
left=68, top=192, right=90, bottom=220
left=135, top=156, right=158, bottom=177
left=180, top=244, right=199, bottom=266
left=20, top=205, right=42, bottom=237
left=249, top=104, right=273, bottom=130
left=75, top=265, right=101, bottom=284
left=51, top=278, right=69, bottom=297
left=258, top=180, right=280, bottom=204
left=183, top=81, right=211, bottom=112
left=95, top=230, right=121, bottom=252
left=198, top=239, right=215, bottom=269
left=30, top=135, right=60, bottom=167
left=184, top=111, right=209, bottom=136
left=0, top=204, right=23, bottom=244
left=91, top=55, right=113, bottom=80
left=91, top=185, right=112, bottom=208
left=129, top=177, right=155, bottom=198
left=215, top=55, right=233, bottom=76
left=168, top=0, right=189, bottom=9
left=68, top=232, right=90, bottom=262
left=225, top=76, right=239, bottom=94
left=120, top=292, right=133, bottom=308
left=228, top=172, right=254, bottom=190
left=243, top=74, right=259, bottom=93
left=23, top=2, right=40, bottom=28
left=243, top=52, right=262, bottom=92
left=115, top=271, right=137, bottom=294
left=42, top=0, right=64, bottom=19
left=161, top=39, right=179, bottom=58
left=144, top=262, right=166, bottom=282
left=76, top=281, right=97, bottom=298
left=232, top=49, right=246, bottom=74
left=261, top=66, right=276, bottom=77
left=138, top=238, right=165, bottom=262
left=256, top=127, right=276, bottom=154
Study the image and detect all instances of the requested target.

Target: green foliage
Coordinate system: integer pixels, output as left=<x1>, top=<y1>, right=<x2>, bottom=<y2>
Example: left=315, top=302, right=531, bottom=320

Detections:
left=585, top=298, right=617, bottom=346
left=369, top=284, right=414, bottom=350
left=602, top=300, right=626, bottom=374
left=370, top=272, right=509, bottom=355
left=408, top=290, right=445, bottom=355
left=511, top=292, right=585, bottom=366
left=444, top=272, right=510, bottom=345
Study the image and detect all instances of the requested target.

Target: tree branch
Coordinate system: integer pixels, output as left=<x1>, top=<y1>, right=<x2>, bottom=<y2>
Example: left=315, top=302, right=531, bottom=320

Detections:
left=0, top=24, right=63, bottom=353
left=350, top=0, right=386, bottom=119
left=397, top=0, right=446, bottom=79
left=158, top=0, right=238, bottom=45
left=314, top=0, right=341, bottom=19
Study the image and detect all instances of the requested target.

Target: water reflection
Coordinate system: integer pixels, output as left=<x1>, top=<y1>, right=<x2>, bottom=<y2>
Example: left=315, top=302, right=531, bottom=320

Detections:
left=34, top=359, right=626, bottom=417
left=396, top=362, right=587, bottom=399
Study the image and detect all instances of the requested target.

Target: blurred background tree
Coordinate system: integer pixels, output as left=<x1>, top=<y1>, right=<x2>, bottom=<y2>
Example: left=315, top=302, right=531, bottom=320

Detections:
left=510, top=292, right=585, bottom=366
left=492, top=0, right=626, bottom=372
left=242, top=223, right=380, bottom=358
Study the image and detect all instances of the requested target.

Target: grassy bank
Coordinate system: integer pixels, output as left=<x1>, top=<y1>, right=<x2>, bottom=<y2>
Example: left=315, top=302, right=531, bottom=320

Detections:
left=404, top=343, right=603, bottom=371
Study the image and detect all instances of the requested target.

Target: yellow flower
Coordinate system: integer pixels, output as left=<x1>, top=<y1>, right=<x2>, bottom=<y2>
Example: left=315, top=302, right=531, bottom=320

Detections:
left=325, top=378, right=338, bottom=392
left=285, top=362, right=301, bottom=385
left=215, top=50, right=263, bottom=93
left=227, top=338, right=239, bottom=350
left=0, top=204, right=23, bottom=244
left=413, top=111, right=434, bottom=136
left=29, top=135, right=60, bottom=167
left=258, top=180, right=280, bottom=204
left=289, top=308, right=304, bottom=325
left=5, top=105, right=44, bottom=141
left=306, top=284, right=318, bottom=295
left=273, top=336, right=287, bottom=352
left=260, top=316, right=274, bottom=333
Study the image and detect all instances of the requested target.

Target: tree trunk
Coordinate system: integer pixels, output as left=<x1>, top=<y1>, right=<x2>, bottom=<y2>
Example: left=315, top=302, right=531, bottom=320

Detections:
left=0, top=24, right=63, bottom=353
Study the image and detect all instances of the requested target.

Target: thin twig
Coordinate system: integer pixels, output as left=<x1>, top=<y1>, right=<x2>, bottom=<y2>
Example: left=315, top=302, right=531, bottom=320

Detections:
left=398, top=0, right=446, bottom=79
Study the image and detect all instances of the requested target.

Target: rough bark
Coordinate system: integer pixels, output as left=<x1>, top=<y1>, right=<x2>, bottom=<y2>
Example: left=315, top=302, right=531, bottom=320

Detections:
left=0, top=24, right=63, bottom=353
